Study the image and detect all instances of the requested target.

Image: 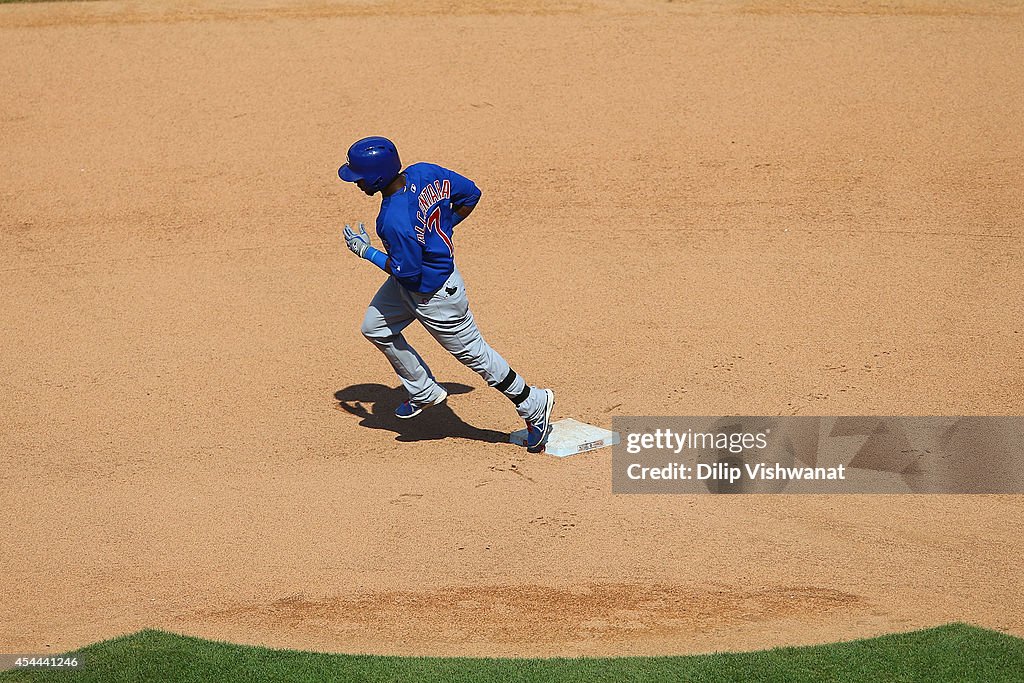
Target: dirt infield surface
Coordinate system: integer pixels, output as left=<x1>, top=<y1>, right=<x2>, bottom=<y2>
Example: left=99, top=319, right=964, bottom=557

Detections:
left=2, top=0, right=1023, bottom=659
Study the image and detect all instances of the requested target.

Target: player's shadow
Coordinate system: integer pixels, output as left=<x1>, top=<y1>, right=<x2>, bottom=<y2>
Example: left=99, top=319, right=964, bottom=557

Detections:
left=333, top=382, right=508, bottom=444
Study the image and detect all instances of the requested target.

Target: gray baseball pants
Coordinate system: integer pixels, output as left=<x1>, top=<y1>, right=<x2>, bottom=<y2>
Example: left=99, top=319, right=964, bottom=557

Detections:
left=360, top=269, right=547, bottom=423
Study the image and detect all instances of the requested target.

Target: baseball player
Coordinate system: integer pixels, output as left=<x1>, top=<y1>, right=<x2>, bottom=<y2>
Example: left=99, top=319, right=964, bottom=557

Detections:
left=338, top=136, right=555, bottom=453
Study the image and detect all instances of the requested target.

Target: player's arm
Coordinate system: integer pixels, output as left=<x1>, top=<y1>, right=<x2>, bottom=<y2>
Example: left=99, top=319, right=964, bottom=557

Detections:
left=447, top=169, right=481, bottom=227
left=344, top=223, right=390, bottom=272
left=453, top=204, right=475, bottom=224
left=344, top=223, right=425, bottom=289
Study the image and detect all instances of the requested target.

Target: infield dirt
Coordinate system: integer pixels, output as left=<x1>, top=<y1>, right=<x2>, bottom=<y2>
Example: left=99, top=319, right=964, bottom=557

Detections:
left=2, top=0, right=1022, bottom=658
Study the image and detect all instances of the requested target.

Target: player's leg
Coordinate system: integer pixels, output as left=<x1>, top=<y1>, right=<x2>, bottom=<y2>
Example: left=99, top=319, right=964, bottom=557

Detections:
left=414, top=270, right=552, bottom=428
left=361, top=277, right=447, bottom=408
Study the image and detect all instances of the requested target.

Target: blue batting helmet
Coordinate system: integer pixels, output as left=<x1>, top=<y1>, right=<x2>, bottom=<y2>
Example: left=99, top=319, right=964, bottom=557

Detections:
left=338, top=136, right=402, bottom=192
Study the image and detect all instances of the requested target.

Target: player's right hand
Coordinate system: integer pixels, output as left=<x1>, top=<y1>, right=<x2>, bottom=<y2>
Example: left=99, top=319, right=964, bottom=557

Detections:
left=343, top=222, right=371, bottom=258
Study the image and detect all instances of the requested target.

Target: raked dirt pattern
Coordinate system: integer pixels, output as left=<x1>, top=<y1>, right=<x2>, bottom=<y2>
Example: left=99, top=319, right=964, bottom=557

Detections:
left=1, top=0, right=1022, bottom=659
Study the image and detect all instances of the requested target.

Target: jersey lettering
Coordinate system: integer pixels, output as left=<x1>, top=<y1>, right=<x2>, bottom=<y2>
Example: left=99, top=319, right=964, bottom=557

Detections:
left=415, top=178, right=453, bottom=245
left=417, top=179, right=451, bottom=215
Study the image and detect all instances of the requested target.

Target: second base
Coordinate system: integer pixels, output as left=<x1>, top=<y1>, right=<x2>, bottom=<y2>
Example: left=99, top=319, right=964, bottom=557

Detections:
left=510, top=418, right=620, bottom=457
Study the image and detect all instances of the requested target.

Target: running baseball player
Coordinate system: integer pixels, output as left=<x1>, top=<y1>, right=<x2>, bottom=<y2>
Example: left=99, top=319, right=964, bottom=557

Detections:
left=337, top=136, right=555, bottom=453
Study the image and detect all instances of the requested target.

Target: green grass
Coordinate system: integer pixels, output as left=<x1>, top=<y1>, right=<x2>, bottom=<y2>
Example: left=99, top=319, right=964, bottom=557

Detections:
left=1, top=623, right=1022, bottom=682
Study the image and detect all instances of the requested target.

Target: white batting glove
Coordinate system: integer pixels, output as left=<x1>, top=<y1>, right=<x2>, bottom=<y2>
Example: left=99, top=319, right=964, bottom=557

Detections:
left=343, top=222, right=371, bottom=258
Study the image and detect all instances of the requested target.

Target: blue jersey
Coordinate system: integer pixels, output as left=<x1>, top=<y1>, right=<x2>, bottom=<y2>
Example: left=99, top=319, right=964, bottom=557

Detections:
left=374, top=162, right=481, bottom=294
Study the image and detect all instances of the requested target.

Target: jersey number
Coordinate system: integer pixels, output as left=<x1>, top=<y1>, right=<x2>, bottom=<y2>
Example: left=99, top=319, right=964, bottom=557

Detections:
left=426, top=205, right=454, bottom=257
left=426, top=206, right=441, bottom=237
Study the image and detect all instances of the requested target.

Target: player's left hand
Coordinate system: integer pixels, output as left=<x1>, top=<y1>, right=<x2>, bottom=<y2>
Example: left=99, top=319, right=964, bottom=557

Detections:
left=344, top=222, right=371, bottom=258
